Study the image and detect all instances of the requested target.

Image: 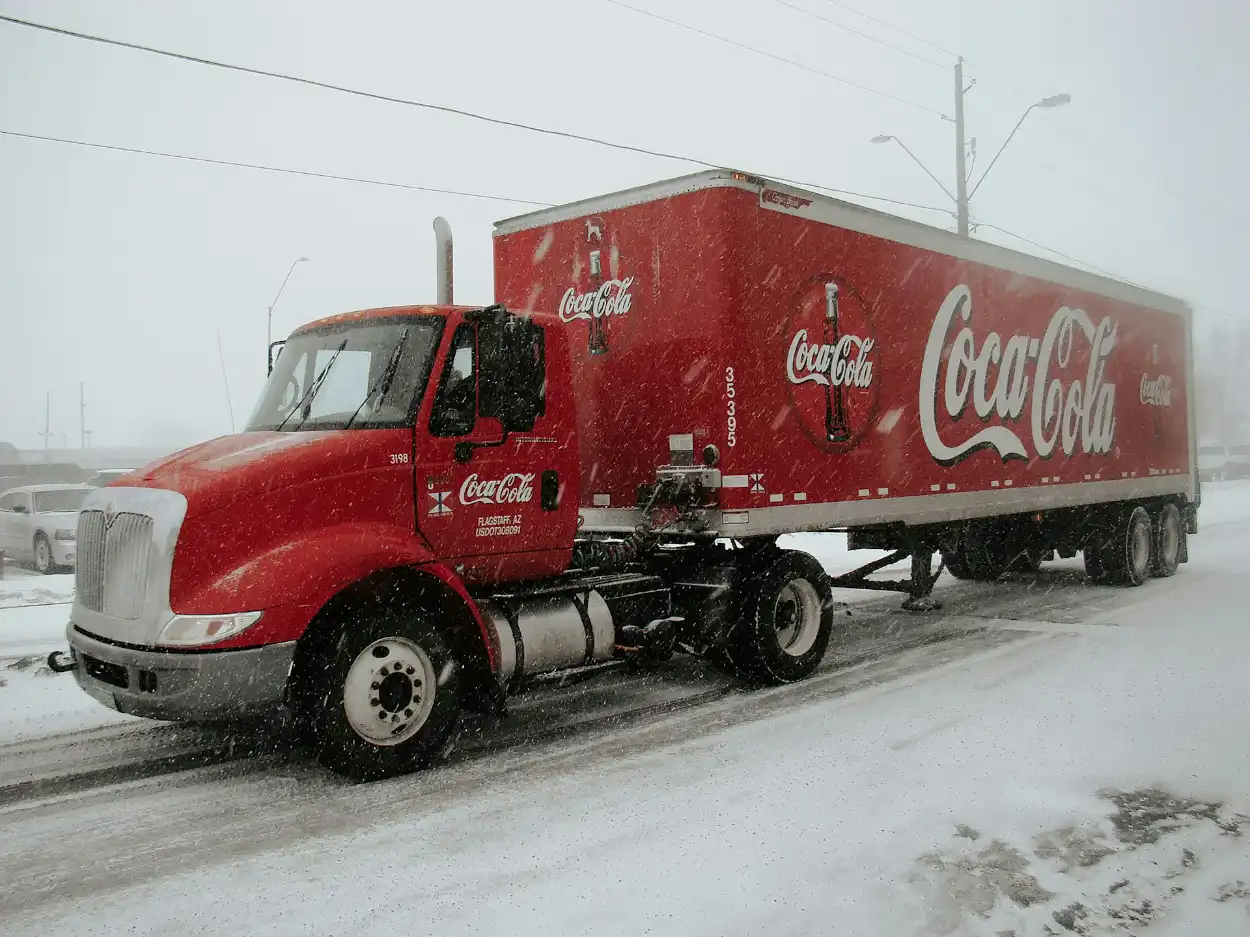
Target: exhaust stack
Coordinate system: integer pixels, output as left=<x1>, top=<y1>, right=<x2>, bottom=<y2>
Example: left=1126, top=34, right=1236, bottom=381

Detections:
left=433, top=216, right=453, bottom=305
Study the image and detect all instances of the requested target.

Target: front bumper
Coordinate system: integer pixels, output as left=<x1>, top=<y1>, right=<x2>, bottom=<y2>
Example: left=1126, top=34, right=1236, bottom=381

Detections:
left=67, top=623, right=296, bottom=721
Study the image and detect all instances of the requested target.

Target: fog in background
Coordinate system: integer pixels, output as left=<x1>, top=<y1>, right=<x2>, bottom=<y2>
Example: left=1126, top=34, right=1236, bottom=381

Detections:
left=2, top=0, right=1248, bottom=451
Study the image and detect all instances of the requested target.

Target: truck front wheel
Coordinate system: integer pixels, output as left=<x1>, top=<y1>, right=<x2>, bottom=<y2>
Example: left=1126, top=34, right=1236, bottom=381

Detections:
left=307, top=608, right=462, bottom=780
left=732, top=550, right=834, bottom=684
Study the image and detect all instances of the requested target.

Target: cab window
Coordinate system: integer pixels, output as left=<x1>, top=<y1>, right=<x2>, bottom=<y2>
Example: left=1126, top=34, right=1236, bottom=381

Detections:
left=429, top=325, right=477, bottom=437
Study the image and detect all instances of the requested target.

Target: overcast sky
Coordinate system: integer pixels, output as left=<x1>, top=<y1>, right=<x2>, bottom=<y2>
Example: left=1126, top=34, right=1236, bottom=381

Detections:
left=2, top=0, right=1247, bottom=450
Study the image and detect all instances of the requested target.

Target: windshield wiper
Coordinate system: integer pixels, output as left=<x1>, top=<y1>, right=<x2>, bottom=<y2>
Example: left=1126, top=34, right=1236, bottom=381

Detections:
left=275, top=338, right=348, bottom=432
left=342, top=328, right=409, bottom=431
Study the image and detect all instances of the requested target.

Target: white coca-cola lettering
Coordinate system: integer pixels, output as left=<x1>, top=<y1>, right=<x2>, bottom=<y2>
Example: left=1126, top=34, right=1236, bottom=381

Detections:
left=919, top=285, right=1118, bottom=465
left=459, top=472, right=535, bottom=506
left=786, top=330, right=875, bottom=388
left=1140, top=374, right=1172, bottom=407
left=558, top=277, right=634, bottom=324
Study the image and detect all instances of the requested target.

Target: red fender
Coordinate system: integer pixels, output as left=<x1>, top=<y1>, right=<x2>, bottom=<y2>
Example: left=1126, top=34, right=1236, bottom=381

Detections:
left=172, top=520, right=495, bottom=669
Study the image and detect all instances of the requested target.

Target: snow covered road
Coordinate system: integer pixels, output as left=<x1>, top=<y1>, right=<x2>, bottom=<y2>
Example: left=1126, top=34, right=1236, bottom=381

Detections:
left=1, top=485, right=1248, bottom=935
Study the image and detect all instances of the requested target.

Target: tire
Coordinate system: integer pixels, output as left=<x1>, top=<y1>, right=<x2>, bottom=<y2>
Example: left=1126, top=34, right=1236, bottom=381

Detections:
left=304, top=605, right=462, bottom=780
left=941, top=545, right=973, bottom=580
left=1007, top=547, right=1044, bottom=573
left=33, top=533, right=55, bottom=575
left=963, top=521, right=1008, bottom=581
left=1151, top=503, right=1182, bottom=578
left=1099, top=506, right=1153, bottom=586
left=730, top=550, right=834, bottom=684
left=1083, top=546, right=1106, bottom=582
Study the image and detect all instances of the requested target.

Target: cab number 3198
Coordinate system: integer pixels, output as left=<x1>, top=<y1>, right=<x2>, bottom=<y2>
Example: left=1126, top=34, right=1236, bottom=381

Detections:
left=390, top=453, right=410, bottom=464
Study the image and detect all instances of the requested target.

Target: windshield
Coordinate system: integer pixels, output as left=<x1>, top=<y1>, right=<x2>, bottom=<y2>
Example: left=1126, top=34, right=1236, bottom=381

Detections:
left=33, top=490, right=88, bottom=513
left=246, top=316, right=443, bottom=432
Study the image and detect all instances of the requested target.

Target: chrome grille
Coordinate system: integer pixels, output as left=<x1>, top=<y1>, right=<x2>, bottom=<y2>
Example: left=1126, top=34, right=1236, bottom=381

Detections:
left=76, top=510, right=153, bottom=619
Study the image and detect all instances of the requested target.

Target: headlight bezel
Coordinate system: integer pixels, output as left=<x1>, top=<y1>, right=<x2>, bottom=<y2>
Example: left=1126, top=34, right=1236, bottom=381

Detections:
left=156, top=611, right=263, bottom=647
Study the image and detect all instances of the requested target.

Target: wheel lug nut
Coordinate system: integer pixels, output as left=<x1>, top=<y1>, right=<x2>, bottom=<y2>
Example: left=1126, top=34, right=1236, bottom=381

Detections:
left=391, top=714, right=399, bottom=722
left=371, top=682, right=379, bottom=690
left=377, top=712, right=387, bottom=720
left=404, top=708, right=413, bottom=717
left=406, top=667, right=414, bottom=675
left=370, top=698, right=380, bottom=707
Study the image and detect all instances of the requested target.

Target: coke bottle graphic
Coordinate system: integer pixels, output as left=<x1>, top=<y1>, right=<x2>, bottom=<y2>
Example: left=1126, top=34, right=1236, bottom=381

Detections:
left=824, top=281, right=850, bottom=442
left=588, top=249, right=609, bottom=356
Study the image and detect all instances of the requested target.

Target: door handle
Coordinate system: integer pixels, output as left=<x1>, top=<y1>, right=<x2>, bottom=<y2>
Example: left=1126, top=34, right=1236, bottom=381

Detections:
left=541, top=470, right=559, bottom=511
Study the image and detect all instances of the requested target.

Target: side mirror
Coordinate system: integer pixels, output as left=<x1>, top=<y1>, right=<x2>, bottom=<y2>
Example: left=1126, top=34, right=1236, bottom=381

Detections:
left=12, top=504, right=27, bottom=514
left=478, top=308, right=545, bottom=432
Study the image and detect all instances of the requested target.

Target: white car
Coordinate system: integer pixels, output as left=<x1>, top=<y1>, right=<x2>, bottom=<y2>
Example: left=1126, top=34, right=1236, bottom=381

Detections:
left=0, top=484, right=92, bottom=574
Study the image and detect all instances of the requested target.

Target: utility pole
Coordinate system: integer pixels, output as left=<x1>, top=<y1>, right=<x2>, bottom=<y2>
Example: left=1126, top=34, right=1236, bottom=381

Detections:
left=80, top=382, right=87, bottom=451
left=873, top=63, right=1067, bottom=239
left=953, top=58, right=970, bottom=237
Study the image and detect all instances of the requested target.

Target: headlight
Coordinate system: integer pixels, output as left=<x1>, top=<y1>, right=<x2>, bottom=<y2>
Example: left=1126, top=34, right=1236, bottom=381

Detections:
left=156, top=611, right=262, bottom=647
left=54, top=529, right=75, bottom=541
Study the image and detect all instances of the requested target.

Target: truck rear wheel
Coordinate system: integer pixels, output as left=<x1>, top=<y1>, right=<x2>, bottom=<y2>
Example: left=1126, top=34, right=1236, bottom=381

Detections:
left=731, top=550, right=834, bottom=684
left=1151, top=503, right=1182, bottom=578
left=307, top=607, right=461, bottom=780
left=1099, top=506, right=1153, bottom=587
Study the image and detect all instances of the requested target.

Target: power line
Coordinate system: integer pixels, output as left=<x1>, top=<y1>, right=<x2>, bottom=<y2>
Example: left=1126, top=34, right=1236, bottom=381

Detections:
left=597, top=0, right=947, bottom=117
left=0, top=129, right=554, bottom=206
left=977, top=220, right=1248, bottom=323
left=0, top=127, right=953, bottom=217
left=0, top=12, right=951, bottom=213
left=816, top=0, right=961, bottom=60
left=770, top=0, right=947, bottom=69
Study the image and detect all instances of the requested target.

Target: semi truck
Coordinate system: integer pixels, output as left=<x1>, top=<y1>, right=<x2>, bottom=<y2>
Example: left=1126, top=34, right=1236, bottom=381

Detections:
left=53, top=170, right=1198, bottom=779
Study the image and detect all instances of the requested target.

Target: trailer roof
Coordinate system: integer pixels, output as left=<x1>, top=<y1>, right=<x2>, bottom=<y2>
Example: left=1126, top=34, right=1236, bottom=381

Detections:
left=494, top=169, right=1189, bottom=317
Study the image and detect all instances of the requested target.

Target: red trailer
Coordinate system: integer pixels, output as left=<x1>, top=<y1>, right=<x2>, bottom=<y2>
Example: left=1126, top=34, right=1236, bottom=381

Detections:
left=55, top=170, right=1197, bottom=779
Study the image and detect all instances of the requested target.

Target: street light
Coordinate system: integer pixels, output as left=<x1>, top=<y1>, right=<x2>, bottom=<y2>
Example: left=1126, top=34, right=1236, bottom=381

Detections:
left=871, top=135, right=956, bottom=204
left=267, top=256, right=309, bottom=372
left=967, top=94, right=1070, bottom=201
left=871, top=60, right=1069, bottom=238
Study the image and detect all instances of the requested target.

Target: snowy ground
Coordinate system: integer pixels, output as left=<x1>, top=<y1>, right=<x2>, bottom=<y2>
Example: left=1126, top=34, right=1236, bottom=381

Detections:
left=1, top=484, right=1249, bottom=935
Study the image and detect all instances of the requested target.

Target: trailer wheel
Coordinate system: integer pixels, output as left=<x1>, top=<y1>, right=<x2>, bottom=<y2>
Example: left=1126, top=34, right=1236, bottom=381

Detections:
left=1099, top=506, right=1153, bottom=587
left=1083, top=547, right=1106, bottom=582
left=1151, top=503, right=1182, bottom=578
left=962, top=521, right=1008, bottom=581
left=306, top=605, right=461, bottom=780
left=941, top=545, right=973, bottom=580
left=732, top=550, right=834, bottom=684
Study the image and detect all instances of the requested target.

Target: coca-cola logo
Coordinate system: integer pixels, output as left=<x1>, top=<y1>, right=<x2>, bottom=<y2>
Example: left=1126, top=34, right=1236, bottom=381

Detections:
left=919, top=285, right=1118, bottom=465
left=784, top=275, right=879, bottom=452
left=1140, top=374, right=1172, bottom=407
left=558, top=278, right=634, bottom=324
left=459, top=472, right=535, bottom=506
left=762, top=189, right=812, bottom=211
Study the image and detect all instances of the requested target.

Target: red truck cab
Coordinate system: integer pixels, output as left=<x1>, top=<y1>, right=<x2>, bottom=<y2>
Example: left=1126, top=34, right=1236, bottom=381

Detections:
left=67, top=302, right=594, bottom=774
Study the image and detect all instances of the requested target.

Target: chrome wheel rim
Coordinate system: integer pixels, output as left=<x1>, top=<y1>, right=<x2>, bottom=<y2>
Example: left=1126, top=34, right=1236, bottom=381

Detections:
left=343, top=637, right=437, bottom=746
left=774, top=579, right=822, bottom=658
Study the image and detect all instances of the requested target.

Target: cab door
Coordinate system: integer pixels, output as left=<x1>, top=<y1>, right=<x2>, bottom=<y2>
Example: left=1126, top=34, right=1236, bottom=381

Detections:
left=414, top=316, right=575, bottom=584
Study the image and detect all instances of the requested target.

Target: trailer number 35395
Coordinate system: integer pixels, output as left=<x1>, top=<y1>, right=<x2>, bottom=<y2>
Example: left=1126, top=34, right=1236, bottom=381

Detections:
left=725, top=367, right=737, bottom=448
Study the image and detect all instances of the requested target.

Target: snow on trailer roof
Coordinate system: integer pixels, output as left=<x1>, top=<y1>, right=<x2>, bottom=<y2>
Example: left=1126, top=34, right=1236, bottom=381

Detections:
left=494, top=169, right=1190, bottom=318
